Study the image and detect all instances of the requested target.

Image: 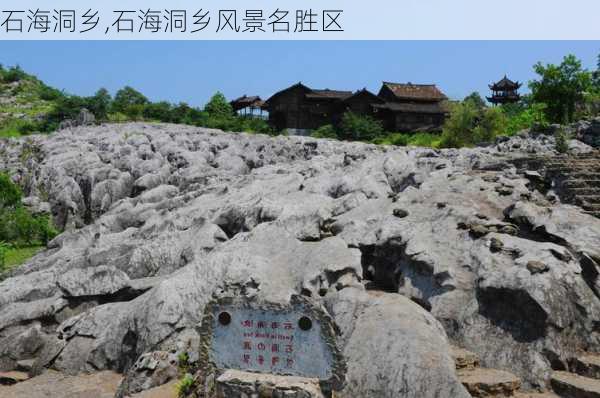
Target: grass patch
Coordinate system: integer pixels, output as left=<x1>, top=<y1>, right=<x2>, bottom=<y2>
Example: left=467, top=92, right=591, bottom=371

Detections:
left=0, top=126, right=22, bottom=139
left=1, top=245, right=43, bottom=275
left=372, top=132, right=442, bottom=148
left=5, top=245, right=43, bottom=267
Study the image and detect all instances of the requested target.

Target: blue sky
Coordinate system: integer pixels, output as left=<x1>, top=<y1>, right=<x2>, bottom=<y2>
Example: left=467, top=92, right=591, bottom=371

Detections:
left=1, top=41, right=599, bottom=107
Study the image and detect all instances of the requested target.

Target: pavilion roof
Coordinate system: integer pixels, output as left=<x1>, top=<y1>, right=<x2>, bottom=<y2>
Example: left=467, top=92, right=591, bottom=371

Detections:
left=489, top=76, right=522, bottom=90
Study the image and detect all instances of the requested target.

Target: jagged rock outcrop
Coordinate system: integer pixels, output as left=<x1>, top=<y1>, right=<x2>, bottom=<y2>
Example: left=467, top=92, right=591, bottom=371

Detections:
left=1, top=123, right=600, bottom=396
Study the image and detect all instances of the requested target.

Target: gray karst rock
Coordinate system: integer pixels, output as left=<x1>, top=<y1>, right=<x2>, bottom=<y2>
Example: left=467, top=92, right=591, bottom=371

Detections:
left=77, top=108, right=96, bottom=126
left=0, top=122, right=599, bottom=397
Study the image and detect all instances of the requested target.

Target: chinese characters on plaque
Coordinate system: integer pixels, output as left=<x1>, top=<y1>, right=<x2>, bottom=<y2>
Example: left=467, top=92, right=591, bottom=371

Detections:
left=210, top=306, right=334, bottom=380
left=240, top=319, right=297, bottom=370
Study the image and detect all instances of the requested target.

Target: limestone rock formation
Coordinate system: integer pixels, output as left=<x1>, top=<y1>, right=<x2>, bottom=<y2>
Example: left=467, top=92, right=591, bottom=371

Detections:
left=1, top=123, right=599, bottom=396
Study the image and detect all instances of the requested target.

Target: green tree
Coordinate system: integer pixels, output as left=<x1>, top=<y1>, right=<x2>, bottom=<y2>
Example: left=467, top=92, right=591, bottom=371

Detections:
left=440, top=101, right=506, bottom=147
left=50, top=95, right=88, bottom=122
left=2, top=65, right=27, bottom=83
left=464, top=92, right=487, bottom=109
left=171, top=102, right=193, bottom=124
left=0, top=174, right=22, bottom=209
left=87, top=88, right=112, bottom=120
left=529, top=54, right=593, bottom=123
left=112, top=86, right=149, bottom=114
left=37, top=83, right=64, bottom=101
left=204, top=92, right=233, bottom=118
left=473, top=107, right=506, bottom=143
left=143, top=101, right=173, bottom=122
left=440, top=101, right=479, bottom=147
left=338, top=112, right=384, bottom=141
left=593, top=53, right=600, bottom=91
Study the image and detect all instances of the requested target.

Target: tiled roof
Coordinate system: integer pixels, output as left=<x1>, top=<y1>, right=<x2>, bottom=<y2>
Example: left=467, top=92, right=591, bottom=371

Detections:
left=305, top=89, right=353, bottom=99
left=382, top=82, right=448, bottom=101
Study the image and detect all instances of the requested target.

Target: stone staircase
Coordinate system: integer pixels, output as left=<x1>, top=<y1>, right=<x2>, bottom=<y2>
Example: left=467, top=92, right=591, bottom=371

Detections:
left=451, top=347, right=600, bottom=397
left=515, top=151, right=600, bottom=218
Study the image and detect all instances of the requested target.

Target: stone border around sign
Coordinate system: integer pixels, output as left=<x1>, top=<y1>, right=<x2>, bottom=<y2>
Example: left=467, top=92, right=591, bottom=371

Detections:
left=197, top=295, right=347, bottom=393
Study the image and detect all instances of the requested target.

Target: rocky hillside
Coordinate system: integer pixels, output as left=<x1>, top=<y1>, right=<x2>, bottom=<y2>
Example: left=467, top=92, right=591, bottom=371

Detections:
left=1, top=123, right=600, bottom=397
left=0, top=70, right=58, bottom=137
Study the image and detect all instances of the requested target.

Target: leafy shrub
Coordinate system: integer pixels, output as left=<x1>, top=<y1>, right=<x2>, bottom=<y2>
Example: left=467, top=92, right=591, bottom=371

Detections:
left=472, top=107, right=506, bottom=143
left=440, top=102, right=506, bottom=148
left=0, top=241, right=10, bottom=271
left=122, top=104, right=146, bottom=120
left=408, top=132, right=442, bottom=148
left=0, top=205, right=57, bottom=246
left=50, top=95, right=88, bottom=122
left=555, top=128, right=569, bottom=153
left=439, top=102, right=479, bottom=148
left=1, top=65, right=27, bottom=83
left=177, top=374, right=195, bottom=397
left=38, top=84, right=64, bottom=101
left=503, top=103, right=549, bottom=135
left=338, top=112, right=384, bottom=141
left=239, top=117, right=272, bottom=134
left=0, top=173, right=58, bottom=246
left=311, top=124, right=338, bottom=139
left=0, top=173, right=22, bottom=208
left=177, top=352, right=190, bottom=373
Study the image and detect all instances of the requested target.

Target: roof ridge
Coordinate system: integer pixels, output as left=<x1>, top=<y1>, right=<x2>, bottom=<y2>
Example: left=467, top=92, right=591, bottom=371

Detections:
left=383, top=81, right=438, bottom=87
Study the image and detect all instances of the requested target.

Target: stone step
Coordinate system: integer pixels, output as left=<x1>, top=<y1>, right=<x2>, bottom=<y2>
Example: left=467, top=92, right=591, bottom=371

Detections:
left=457, top=368, right=521, bottom=397
left=583, top=211, right=600, bottom=219
left=551, top=371, right=600, bottom=398
left=577, top=195, right=600, bottom=204
left=547, top=166, right=600, bottom=174
left=563, top=180, right=600, bottom=189
left=569, top=188, right=600, bottom=196
left=583, top=204, right=600, bottom=212
left=450, top=346, right=480, bottom=370
left=568, top=173, right=600, bottom=180
left=570, top=354, right=600, bottom=380
left=15, top=359, right=35, bottom=374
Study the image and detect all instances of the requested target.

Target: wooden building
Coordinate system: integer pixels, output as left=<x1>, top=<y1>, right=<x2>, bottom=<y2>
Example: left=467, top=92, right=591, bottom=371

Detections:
left=262, top=81, right=449, bottom=134
left=263, top=83, right=352, bottom=133
left=487, top=76, right=522, bottom=105
left=230, top=95, right=266, bottom=117
left=374, top=82, right=448, bottom=132
left=342, top=89, right=384, bottom=116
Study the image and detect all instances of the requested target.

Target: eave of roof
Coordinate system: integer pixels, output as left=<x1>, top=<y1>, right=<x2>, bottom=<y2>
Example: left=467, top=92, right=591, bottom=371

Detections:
left=373, top=101, right=449, bottom=114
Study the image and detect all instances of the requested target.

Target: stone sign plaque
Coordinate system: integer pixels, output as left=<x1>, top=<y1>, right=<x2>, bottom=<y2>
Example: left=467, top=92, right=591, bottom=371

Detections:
left=198, top=296, right=346, bottom=390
